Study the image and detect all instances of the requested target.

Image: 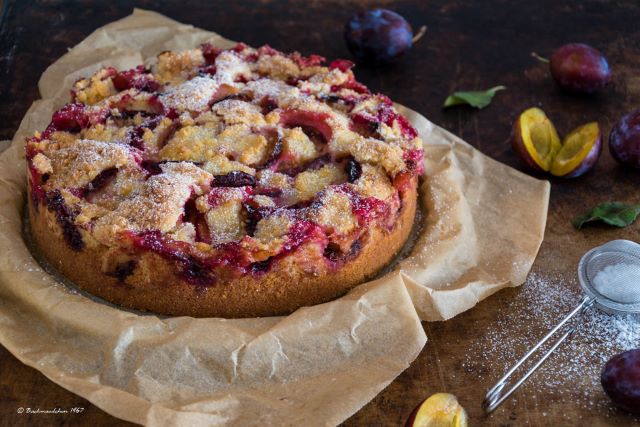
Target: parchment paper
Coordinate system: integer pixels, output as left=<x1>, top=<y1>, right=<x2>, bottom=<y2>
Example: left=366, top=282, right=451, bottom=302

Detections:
left=0, top=9, right=549, bottom=426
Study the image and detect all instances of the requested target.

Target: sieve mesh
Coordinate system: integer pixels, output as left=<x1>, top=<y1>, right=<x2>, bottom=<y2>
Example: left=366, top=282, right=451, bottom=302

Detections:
left=579, top=240, right=640, bottom=313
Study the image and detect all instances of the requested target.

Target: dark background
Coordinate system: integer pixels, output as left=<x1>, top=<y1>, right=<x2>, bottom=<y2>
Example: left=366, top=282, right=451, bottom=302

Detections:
left=1, top=0, right=640, bottom=426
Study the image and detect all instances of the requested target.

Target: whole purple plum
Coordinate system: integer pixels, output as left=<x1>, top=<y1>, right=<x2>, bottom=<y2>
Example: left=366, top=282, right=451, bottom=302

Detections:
left=609, top=110, right=640, bottom=168
left=601, top=349, right=640, bottom=415
left=550, top=43, right=611, bottom=93
left=344, top=9, right=416, bottom=64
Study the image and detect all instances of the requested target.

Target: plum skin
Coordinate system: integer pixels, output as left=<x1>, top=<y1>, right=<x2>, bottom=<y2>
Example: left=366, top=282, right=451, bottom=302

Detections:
left=344, top=9, right=413, bottom=64
left=550, top=43, right=611, bottom=93
left=610, top=110, right=640, bottom=168
left=554, top=124, right=602, bottom=178
left=560, top=134, right=601, bottom=178
left=601, top=349, right=640, bottom=415
left=510, top=116, right=544, bottom=172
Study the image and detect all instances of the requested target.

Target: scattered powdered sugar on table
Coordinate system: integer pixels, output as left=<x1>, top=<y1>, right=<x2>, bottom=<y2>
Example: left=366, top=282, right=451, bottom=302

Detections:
left=463, top=271, right=640, bottom=415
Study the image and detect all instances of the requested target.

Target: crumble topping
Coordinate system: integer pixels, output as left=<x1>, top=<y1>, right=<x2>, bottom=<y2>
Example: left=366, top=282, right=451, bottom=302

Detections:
left=45, top=140, right=132, bottom=188
left=155, top=49, right=206, bottom=84
left=27, top=42, right=424, bottom=277
left=92, top=162, right=212, bottom=245
left=159, top=76, right=223, bottom=112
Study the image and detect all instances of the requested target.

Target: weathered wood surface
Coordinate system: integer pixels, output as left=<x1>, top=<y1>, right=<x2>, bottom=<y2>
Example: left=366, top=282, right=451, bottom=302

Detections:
left=1, top=0, right=639, bottom=425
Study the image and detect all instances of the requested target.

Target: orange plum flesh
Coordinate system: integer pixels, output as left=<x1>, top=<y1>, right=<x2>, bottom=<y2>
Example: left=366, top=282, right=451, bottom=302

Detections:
left=511, top=108, right=601, bottom=177
left=405, top=393, right=468, bottom=427
left=511, top=107, right=562, bottom=172
left=551, top=122, right=602, bottom=178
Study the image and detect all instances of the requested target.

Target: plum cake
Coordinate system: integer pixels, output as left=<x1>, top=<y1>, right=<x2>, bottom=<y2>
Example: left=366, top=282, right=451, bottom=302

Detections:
left=26, top=43, right=424, bottom=318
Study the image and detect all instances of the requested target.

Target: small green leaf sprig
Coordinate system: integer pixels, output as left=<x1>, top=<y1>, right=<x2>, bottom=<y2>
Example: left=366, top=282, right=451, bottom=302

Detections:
left=443, top=86, right=506, bottom=109
left=573, top=202, right=640, bottom=229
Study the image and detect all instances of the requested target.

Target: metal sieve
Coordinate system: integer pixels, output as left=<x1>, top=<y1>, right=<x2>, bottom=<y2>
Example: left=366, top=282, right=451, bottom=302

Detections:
left=483, top=239, right=640, bottom=413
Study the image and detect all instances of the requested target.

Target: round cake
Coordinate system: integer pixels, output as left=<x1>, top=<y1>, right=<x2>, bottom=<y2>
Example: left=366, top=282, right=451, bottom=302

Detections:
left=26, top=43, right=424, bottom=318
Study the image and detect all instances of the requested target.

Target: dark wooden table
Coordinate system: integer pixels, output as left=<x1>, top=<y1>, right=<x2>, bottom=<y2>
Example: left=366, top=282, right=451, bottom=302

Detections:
left=2, top=0, right=640, bottom=425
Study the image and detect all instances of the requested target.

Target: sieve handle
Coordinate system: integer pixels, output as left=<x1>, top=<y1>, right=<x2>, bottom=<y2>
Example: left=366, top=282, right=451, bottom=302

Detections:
left=483, top=295, right=595, bottom=413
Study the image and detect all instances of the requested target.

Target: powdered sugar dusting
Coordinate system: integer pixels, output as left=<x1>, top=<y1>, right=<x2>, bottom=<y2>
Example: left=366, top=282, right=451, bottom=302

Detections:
left=463, top=271, right=640, bottom=417
left=160, top=76, right=220, bottom=112
left=244, top=78, right=298, bottom=102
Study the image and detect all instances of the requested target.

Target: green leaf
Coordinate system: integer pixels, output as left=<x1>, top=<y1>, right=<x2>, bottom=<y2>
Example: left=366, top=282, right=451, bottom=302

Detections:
left=572, top=202, right=640, bottom=230
left=443, top=85, right=506, bottom=109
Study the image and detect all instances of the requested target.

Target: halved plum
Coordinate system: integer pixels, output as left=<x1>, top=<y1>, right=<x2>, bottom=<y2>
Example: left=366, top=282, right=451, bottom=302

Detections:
left=511, top=107, right=562, bottom=172
left=512, top=108, right=602, bottom=178
left=405, top=393, right=467, bottom=427
left=550, top=122, right=602, bottom=178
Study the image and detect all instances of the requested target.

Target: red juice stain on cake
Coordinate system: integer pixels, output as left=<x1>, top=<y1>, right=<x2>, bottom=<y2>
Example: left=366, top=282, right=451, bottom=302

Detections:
left=329, top=59, right=354, bottom=72
left=257, top=45, right=278, bottom=56
left=349, top=95, right=418, bottom=140
left=236, top=211, right=331, bottom=274
left=328, top=62, right=370, bottom=95
left=200, top=64, right=217, bottom=75
left=331, top=184, right=389, bottom=225
left=399, top=149, right=425, bottom=186
left=393, top=171, right=416, bottom=193
left=112, top=65, right=159, bottom=92
left=290, top=52, right=326, bottom=68
left=350, top=195, right=388, bottom=225
left=282, top=220, right=324, bottom=252
left=330, top=80, right=370, bottom=95
left=125, top=115, right=163, bottom=150
left=232, top=42, right=249, bottom=53
left=28, top=169, right=46, bottom=211
left=45, top=190, right=84, bottom=251
left=26, top=147, right=47, bottom=210
left=50, top=103, right=89, bottom=132
left=201, top=43, right=223, bottom=64
left=129, top=231, right=216, bottom=285
left=249, top=220, right=328, bottom=274
left=349, top=113, right=382, bottom=138
left=128, top=230, right=264, bottom=285
left=181, top=258, right=216, bottom=286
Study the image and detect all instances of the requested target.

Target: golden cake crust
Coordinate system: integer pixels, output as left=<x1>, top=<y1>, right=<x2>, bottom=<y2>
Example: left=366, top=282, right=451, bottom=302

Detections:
left=29, top=183, right=416, bottom=317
